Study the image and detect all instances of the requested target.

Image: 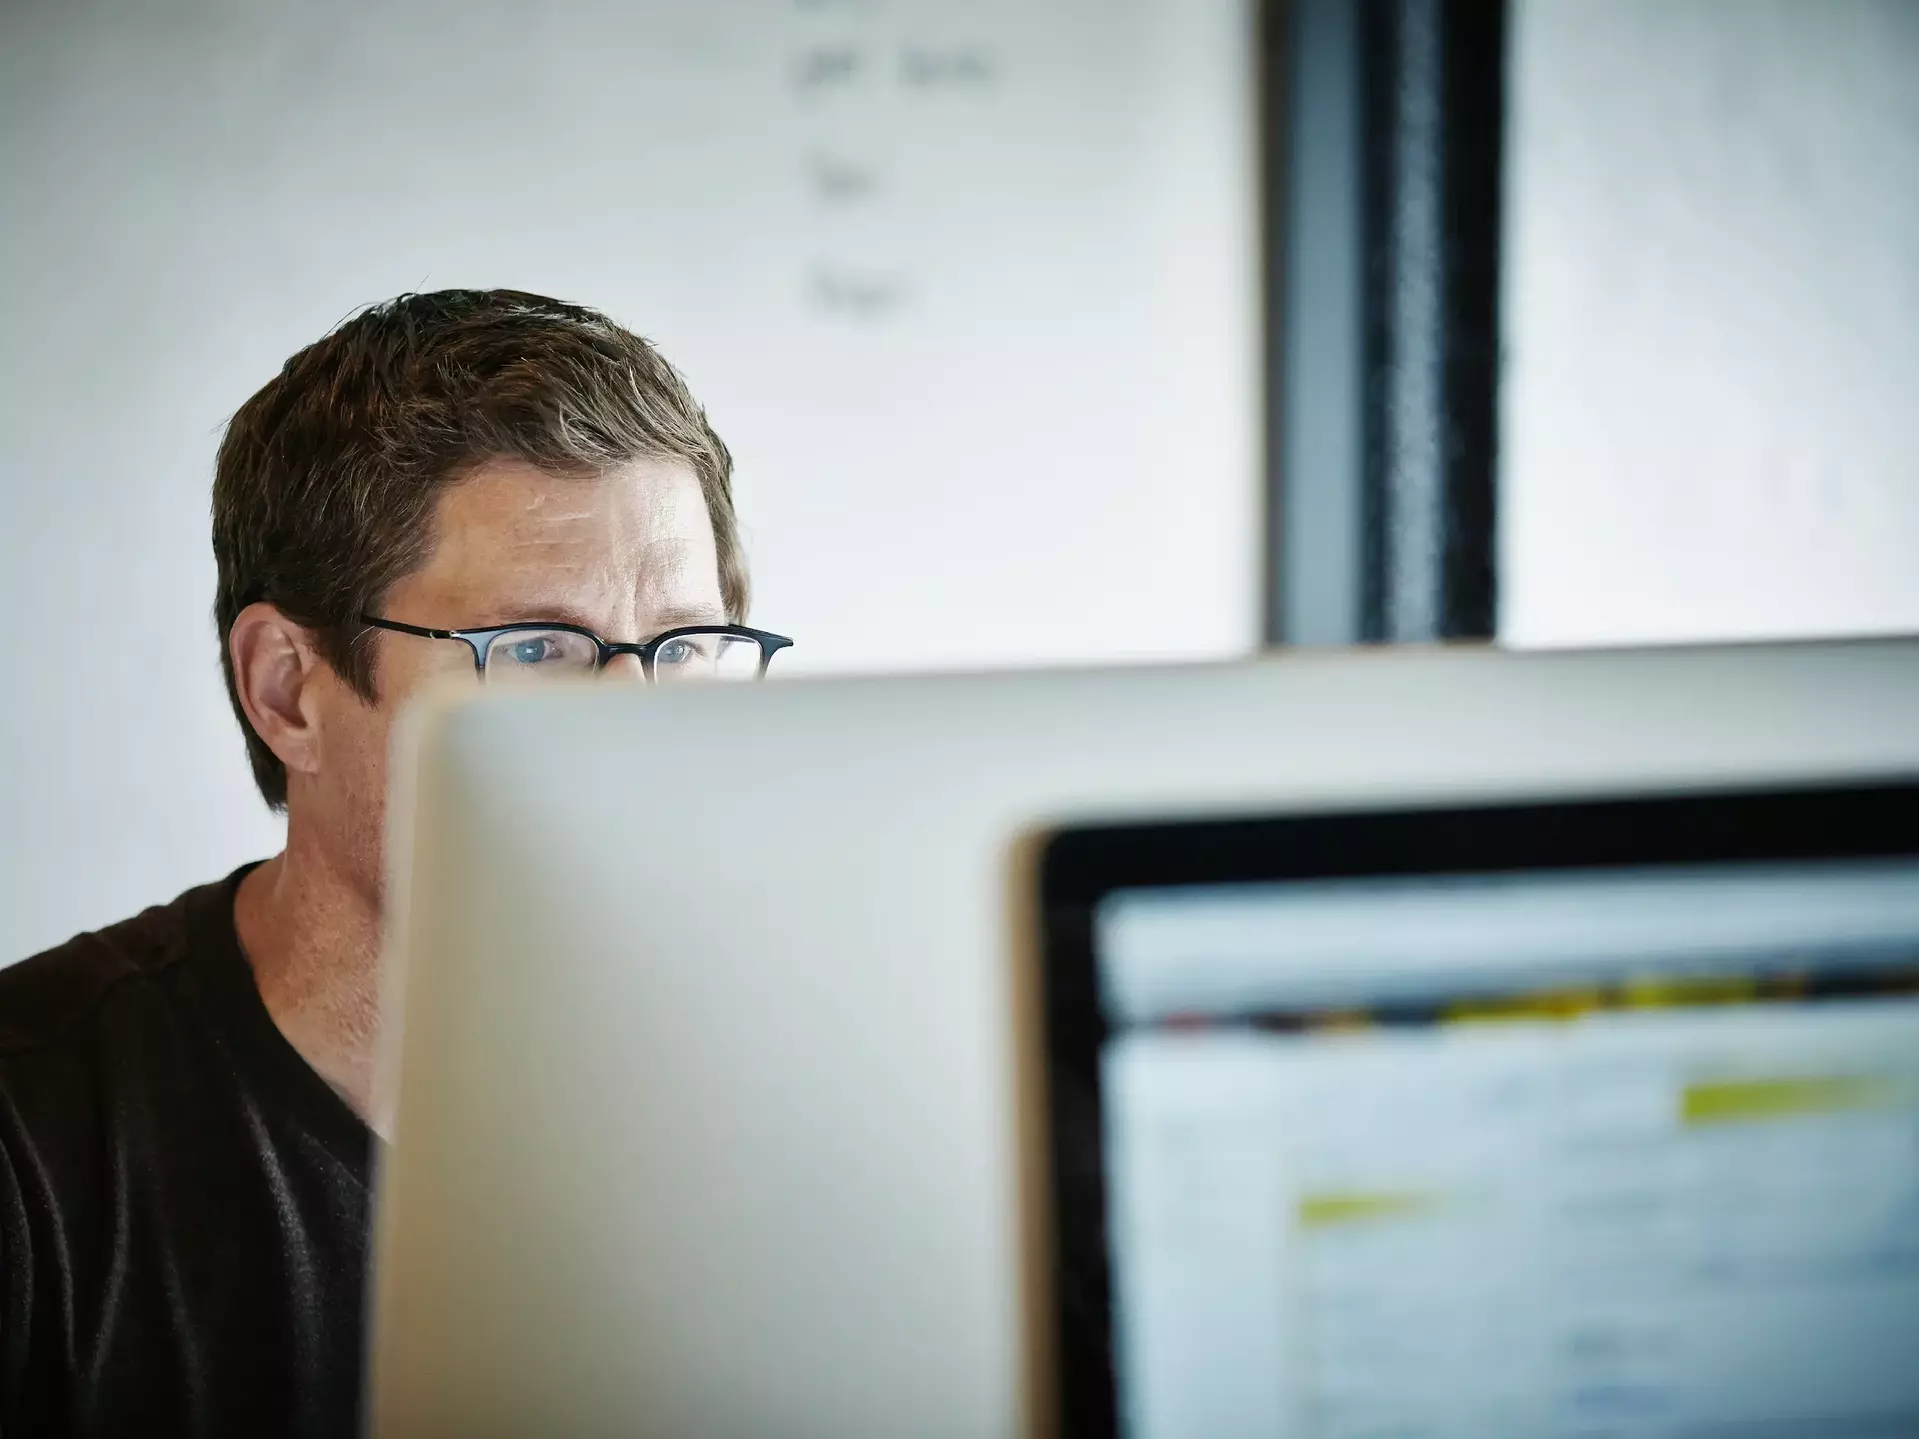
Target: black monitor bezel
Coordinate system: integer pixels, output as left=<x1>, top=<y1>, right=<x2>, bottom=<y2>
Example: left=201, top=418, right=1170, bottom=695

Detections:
left=1036, top=779, right=1919, bottom=1438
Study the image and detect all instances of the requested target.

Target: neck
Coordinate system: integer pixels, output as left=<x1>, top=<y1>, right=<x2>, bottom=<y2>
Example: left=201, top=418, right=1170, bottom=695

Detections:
left=233, top=832, right=387, bottom=1136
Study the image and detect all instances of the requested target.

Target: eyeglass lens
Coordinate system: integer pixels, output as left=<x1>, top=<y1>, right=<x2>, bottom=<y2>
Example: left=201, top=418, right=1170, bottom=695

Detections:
left=480, top=629, right=767, bottom=684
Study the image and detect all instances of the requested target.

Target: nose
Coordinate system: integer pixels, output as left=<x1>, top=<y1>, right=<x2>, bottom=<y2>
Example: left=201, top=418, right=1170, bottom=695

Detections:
left=599, top=651, right=647, bottom=683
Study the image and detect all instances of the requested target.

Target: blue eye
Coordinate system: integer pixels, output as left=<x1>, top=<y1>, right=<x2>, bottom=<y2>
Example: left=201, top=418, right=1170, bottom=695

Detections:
left=482, top=629, right=593, bottom=681
left=509, top=636, right=561, bottom=665
left=657, top=638, right=699, bottom=667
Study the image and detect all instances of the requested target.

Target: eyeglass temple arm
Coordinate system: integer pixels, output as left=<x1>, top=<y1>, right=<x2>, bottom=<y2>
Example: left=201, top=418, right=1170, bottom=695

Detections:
left=360, top=615, right=455, bottom=640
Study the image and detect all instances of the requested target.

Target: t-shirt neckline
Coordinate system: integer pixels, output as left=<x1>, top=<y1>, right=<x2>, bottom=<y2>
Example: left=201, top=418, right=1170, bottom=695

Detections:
left=185, top=863, right=376, bottom=1182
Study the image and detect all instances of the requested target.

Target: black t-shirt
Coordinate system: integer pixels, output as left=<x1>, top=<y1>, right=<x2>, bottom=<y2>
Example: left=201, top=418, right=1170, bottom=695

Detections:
left=0, top=868, right=372, bottom=1437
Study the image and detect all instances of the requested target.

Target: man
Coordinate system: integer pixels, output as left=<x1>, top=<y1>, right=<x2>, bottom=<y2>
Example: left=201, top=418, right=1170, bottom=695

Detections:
left=0, top=290, right=788, bottom=1436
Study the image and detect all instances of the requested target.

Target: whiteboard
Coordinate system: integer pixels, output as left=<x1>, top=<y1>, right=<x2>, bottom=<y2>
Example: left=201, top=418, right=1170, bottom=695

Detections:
left=712, top=0, right=1265, bottom=673
left=0, top=0, right=1261, bottom=959
left=1499, top=0, right=1919, bottom=648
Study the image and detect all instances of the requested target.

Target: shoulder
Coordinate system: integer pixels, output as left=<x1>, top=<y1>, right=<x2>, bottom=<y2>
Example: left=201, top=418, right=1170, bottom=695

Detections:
left=0, top=884, right=215, bottom=1060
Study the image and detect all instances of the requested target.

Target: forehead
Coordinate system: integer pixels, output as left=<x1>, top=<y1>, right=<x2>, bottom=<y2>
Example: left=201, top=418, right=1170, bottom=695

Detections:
left=435, top=454, right=707, bottom=545
left=404, top=456, right=723, bottom=624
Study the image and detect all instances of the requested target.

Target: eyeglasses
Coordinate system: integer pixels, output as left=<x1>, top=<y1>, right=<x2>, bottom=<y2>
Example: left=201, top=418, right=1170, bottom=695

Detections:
left=360, top=615, right=793, bottom=685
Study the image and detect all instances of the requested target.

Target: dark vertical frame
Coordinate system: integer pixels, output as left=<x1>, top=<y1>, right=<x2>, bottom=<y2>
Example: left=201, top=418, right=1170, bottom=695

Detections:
left=1360, top=0, right=1507, bottom=641
left=1271, top=0, right=1508, bottom=646
left=1360, top=0, right=1443, bottom=640
left=1435, top=0, right=1507, bottom=640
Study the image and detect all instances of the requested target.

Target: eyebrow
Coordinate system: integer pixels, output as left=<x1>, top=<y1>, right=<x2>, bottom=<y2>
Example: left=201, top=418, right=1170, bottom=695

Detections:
left=465, top=603, right=728, bottom=639
left=648, top=603, right=730, bottom=632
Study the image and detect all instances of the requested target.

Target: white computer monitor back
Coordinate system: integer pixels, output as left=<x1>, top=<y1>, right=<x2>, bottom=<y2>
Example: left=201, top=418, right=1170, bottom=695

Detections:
left=366, top=639, right=1919, bottom=1438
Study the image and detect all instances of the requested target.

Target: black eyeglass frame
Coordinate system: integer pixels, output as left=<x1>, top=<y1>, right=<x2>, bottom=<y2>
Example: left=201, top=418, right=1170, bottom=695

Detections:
left=359, top=614, right=794, bottom=681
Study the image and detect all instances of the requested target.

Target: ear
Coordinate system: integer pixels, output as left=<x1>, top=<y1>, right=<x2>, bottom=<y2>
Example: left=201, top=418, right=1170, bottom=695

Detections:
left=229, top=602, right=329, bottom=786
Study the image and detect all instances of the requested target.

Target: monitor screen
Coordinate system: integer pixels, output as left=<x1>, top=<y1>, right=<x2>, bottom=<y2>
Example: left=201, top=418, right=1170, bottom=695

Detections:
left=1043, top=790, right=1919, bottom=1439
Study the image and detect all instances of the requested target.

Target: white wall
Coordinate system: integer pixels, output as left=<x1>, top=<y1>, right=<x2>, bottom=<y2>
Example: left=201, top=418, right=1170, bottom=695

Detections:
left=0, top=0, right=1259, bottom=960
left=1501, top=0, right=1919, bottom=647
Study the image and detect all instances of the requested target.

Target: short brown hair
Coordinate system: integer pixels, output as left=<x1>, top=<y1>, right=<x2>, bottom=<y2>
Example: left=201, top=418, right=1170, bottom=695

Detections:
left=213, top=289, right=747, bottom=810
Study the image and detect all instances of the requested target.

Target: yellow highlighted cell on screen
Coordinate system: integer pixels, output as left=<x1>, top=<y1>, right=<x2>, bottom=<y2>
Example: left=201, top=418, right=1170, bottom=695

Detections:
left=1445, top=989, right=1602, bottom=1024
left=1680, top=1074, right=1897, bottom=1126
left=1623, top=974, right=1758, bottom=1009
left=1296, top=1190, right=1437, bottom=1229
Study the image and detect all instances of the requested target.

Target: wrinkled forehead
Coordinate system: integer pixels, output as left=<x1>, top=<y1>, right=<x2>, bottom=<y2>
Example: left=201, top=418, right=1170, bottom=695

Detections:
left=396, top=456, right=724, bottom=636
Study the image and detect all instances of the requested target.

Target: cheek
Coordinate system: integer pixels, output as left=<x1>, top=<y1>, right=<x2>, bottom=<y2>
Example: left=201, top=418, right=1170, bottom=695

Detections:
left=307, top=669, right=399, bottom=895
left=342, top=635, right=471, bottom=772
left=319, top=638, right=475, bottom=822
left=312, top=670, right=394, bottom=813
